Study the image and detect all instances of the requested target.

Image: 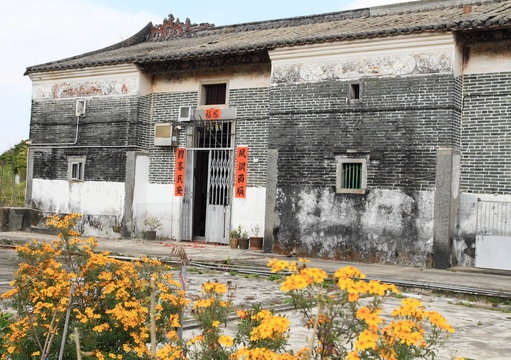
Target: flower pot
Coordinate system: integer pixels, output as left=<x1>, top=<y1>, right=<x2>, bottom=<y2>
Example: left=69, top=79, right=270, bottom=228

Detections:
left=238, top=238, right=249, bottom=249
left=229, top=237, right=239, bottom=249
left=145, top=230, right=156, bottom=240
left=249, top=237, right=263, bottom=250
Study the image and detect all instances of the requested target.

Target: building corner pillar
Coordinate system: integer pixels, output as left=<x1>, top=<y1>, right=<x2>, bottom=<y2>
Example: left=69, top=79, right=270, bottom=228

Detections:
left=263, top=149, right=278, bottom=253
left=433, top=147, right=461, bottom=269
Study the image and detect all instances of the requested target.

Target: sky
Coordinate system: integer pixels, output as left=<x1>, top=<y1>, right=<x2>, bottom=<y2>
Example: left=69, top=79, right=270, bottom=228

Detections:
left=0, top=0, right=413, bottom=153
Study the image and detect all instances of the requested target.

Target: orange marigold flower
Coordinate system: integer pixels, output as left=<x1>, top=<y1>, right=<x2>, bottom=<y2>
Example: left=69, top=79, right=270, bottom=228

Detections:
left=218, top=335, right=234, bottom=347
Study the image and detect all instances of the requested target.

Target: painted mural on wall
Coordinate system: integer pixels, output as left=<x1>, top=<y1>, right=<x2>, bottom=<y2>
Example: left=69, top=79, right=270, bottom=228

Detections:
left=32, top=78, right=137, bottom=99
left=272, top=52, right=453, bottom=83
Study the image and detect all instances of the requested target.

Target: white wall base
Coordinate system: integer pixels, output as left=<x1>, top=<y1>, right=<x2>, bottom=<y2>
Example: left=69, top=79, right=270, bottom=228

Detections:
left=32, top=179, right=125, bottom=238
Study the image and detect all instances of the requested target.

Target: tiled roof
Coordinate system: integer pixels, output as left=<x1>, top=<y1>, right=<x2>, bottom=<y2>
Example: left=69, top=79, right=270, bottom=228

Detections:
left=25, top=0, right=511, bottom=74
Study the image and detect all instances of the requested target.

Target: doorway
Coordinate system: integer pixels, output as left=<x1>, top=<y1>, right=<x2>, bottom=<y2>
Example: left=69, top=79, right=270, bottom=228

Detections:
left=181, top=121, right=234, bottom=244
left=192, top=150, right=209, bottom=238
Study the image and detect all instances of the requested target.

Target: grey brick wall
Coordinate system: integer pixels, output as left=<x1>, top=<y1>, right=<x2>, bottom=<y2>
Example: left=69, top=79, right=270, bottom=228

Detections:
left=30, top=96, right=140, bottom=182
left=33, top=147, right=128, bottom=182
left=460, top=72, right=511, bottom=194
left=230, top=87, right=270, bottom=187
left=146, top=92, right=196, bottom=184
left=269, top=74, right=458, bottom=191
left=147, top=88, right=270, bottom=186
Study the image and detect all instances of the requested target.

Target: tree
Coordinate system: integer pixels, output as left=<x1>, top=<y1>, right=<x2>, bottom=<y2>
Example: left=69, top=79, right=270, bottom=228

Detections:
left=0, top=140, right=28, bottom=176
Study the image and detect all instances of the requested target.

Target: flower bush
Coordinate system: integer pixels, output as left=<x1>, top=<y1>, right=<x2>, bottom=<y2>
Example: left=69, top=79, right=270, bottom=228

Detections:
left=0, top=213, right=460, bottom=360
left=1, top=214, right=187, bottom=360
left=266, top=259, right=456, bottom=360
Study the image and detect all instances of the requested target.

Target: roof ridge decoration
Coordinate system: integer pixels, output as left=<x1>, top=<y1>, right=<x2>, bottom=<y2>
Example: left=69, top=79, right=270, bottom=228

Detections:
left=148, top=14, right=215, bottom=40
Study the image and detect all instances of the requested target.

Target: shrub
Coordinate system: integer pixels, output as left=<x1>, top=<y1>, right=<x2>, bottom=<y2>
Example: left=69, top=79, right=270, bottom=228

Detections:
left=1, top=214, right=187, bottom=360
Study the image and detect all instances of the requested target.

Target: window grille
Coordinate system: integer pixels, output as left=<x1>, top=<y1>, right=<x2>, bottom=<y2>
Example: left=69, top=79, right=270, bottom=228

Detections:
left=194, top=121, right=233, bottom=149
left=342, top=162, right=362, bottom=189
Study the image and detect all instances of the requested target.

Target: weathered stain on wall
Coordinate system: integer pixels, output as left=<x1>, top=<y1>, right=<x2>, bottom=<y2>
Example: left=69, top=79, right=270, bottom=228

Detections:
left=274, top=187, right=433, bottom=266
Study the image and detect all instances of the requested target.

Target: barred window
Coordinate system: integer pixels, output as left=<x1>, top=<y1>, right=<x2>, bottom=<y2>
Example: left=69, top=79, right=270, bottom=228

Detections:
left=336, top=158, right=367, bottom=194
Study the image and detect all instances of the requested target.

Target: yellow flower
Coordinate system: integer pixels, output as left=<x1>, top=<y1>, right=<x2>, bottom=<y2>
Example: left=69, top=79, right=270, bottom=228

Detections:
left=212, top=320, right=220, bottom=328
left=355, top=330, right=379, bottom=351
left=267, top=259, right=290, bottom=273
left=280, top=273, right=308, bottom=291
left=218, top=335, right=234, bottom=347
left=187, top=335, right=204, bottom=345
left=346, top=351, right=361, bottom=360
left=192, top=297, right=215, bottom=309
left=202, top=281, right=227, bottom=294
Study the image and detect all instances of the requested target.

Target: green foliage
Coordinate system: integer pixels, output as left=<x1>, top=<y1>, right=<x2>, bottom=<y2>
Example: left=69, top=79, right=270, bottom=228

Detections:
left=0, top=141, right=27, bottom=175
left=0, top=312, right=13, bottom=357
left=229, top=225, right=243, bottom=239
left=0, top=141, right=28, bottom=207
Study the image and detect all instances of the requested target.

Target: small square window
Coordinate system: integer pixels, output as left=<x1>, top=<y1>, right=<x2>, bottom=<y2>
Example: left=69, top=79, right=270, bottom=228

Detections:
left=68, top=157, right=85, bottom=181
left=201, top=83, right=227, bottom=105
left=349, top=83, right=360, bottom=100
left=336, top=158, right=367, bottom=194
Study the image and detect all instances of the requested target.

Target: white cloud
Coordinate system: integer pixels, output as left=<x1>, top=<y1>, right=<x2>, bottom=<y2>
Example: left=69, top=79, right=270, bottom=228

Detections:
left=0, top=0, right=160, bottom=152
left=345, top=0, right=417, bottom=10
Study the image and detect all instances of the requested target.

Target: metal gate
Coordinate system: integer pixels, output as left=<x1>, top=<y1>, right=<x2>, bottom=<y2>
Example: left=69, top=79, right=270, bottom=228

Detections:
left=180, top=121, right=234, bottom=244
left=205, top=149, right=233, bottom=243
left=475, top=199, right=511, bottom=270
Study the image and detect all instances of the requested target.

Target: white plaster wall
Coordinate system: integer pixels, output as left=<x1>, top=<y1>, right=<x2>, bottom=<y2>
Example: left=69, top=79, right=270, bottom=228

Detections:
left=455, top=192, right=511, bottom=267
left=269, top=33, right=455, bottom=83
left=231, top=187, right=266, bottom=237
left=464, top=41, right=511, bottom=74
left=29, top=64, right=148, bottom=100
left=153, top=67, right=271, bottom=93
left=32, top=179, right=125, bottom=237
left=133, top=183, right=182, bottom=239
left=133, top=155, right=150, bottom=208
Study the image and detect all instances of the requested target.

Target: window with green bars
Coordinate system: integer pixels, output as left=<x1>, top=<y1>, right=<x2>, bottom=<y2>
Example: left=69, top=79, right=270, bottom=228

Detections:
left=336, top=158, right=367, bottom=194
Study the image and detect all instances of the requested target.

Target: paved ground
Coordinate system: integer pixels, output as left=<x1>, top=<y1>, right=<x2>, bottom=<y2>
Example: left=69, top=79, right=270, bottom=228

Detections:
left=1, top=231, right=511, bottom=359
left=182, top=271, right=511, bottom=360
left=2, top=231, right=511, bottom=298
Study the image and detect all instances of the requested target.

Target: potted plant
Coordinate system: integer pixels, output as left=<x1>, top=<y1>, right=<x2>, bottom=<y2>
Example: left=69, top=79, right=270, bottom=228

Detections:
left=249, top=224, right=263, bottom=250
left=229, top=225, right=242, bottom=249
left=238, top=230, right=249, bottom=249
left=144, top=216, right=162, bottom=240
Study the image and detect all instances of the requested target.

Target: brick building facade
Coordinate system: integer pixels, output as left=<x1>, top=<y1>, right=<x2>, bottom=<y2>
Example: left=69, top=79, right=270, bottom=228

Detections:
left=25, top=0, right=511, bottom=269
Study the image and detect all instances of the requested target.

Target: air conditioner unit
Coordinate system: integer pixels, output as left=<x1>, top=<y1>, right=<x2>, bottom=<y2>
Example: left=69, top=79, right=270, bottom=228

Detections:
left=75, top=99, right=86, bottom=116
left=154, top=123, right=178, bottom=147
left=178, top=106, right=194, bottom=122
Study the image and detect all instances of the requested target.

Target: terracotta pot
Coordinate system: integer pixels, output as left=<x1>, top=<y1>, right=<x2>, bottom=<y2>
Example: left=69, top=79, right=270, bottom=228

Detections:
left=249, top=237, right=263, bottom=250
left=229, top=237, right=239, bottom=249
left=145, top=230, right=156, bottom=240
left=238, top=238, right=249, bottom=249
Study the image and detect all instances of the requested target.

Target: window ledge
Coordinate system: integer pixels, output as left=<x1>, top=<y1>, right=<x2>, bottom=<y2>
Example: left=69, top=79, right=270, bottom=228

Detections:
left=336, top=188, right=367, bottom=194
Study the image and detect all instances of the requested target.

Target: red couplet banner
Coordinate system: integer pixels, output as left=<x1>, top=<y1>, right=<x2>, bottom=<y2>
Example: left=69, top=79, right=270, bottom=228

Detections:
left=235, top=146, right=248, bottom=198
left=174, top=148, right=186, bottom=196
